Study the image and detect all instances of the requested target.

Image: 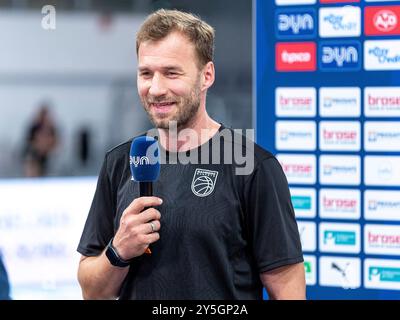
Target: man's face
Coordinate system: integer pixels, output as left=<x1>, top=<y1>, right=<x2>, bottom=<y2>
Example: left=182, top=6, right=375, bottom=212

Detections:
left=137, top=31, right=203, bottom=129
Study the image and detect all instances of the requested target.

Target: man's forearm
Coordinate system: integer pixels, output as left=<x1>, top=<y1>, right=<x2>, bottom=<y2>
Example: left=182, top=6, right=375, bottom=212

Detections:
left=78, top=251, right=129, bottom=300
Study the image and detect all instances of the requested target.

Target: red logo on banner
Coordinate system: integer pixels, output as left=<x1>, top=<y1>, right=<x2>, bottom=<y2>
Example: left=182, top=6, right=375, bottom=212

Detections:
left=319, top=0, right=360, bottom=3
left=276, top=42, right=316, bottom=72
left=365, top=6, right=400, bottom=36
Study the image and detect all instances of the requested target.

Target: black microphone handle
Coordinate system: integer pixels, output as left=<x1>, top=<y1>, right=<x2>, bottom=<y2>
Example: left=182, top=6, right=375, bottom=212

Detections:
left=139, top=182, right=153, bottom=197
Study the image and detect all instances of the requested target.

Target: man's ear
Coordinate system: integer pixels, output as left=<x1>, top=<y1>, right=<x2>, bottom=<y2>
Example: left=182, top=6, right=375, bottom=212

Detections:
left=201, top=61, right=215, bottom=91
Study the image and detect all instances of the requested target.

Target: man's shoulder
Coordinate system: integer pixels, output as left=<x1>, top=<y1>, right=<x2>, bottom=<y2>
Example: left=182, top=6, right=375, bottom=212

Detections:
left=105, top=131, right=148, bottom=161
left=219, top=126, right=275, bottom=162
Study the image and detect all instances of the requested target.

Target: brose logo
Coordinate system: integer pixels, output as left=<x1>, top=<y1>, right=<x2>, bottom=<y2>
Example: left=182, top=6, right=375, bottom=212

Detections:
left=365, top=6, right=400, bottom=36
left=276, top=42, right=316, bottom=72
left=277, top=154, right=316, bottom=184
left=320, top=41, right=361, bottom=71
left=320, top=189, right=360, bottom=220
left=319, top=121, right=360, bottom=151
left=319, top=7, right=361, bottom=38
left=365, top=40, right=400, bottom=70
left=275, top=87, right=316, bottom=117
left=276, top=9, right=316, bottom=38
left=365, top=225, right=400, bottom=255
left=364, top=87, right=400, bottom=117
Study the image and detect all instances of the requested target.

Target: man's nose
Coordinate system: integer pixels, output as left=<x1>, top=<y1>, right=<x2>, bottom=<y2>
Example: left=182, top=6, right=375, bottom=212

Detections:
left=148, top=73, right=168, bottom=97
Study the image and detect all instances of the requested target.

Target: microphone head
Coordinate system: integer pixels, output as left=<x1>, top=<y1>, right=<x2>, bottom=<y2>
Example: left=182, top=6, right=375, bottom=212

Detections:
left=130, top=136, right=160, bottom=182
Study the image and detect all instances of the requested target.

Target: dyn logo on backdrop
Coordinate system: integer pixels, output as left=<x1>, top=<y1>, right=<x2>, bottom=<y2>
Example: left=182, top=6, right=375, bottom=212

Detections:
left=364, top=87, right=400, bottom=117
left=275, top=42, right=316, bottom=72
left=319, top=6, right=361, bottom=38
left=276, top=8, right=316, bottom=39
left=319, top=41, right=361, bottom=71
left=365, top=6, right=400, bottom=36
left=365, top=40, right=400, bottom=70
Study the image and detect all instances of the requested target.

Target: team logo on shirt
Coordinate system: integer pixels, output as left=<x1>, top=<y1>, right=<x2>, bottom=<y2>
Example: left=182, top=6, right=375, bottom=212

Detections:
left=191, top=169, right=218, bottom=197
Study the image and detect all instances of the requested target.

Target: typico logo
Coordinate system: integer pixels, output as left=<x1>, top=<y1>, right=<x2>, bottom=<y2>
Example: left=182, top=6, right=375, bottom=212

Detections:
left=276, top=42, right=316, bottom=71
left=130, top=156, right=150, bottom=167
left=374, top=10, right=398, bottom=32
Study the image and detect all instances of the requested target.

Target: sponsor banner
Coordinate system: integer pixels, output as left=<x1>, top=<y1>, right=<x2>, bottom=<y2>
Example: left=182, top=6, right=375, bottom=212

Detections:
left=277, top=154, right=317, bottom=184
left=319, top=189, right=360, bottom=220
left=276, top=121, right=316, bottom=151
left=364, top=122, right=400, bottom=152
left=319, top=121, right=361, bottom=151
left=276, top=0, right=317, bottom=5
left=276, top=42, right=316, bottom=72
left=364, top=87, right=400, bottom=117
left=365, top=259, right=400, bottom=290
left=304, top=255, right=317, bottom=286
left=365, top=224, right=400, bottom=256
left=320, top=0, right=360, bottom=3
left=319, top=87, right=361, bottom=117
left=364, top=156, right=400, bottom=187
left=319, top=155, right=361, bottom=186
left=319, top=6, right=361, bottom=38
left=276, top=8, right=316, bottom=39
left=365, top=190, right=400, bottom=222
left=290, top=187, right=316, bottom=218
left=319, top=222, right=361, bottom=253
left=298, top=221, right=317, bottom=252
left=319, top=41, right=361, bottom=71
left=365, top=40, right=400, bottom=71
left=275, top=87, right=317, bottom=117
left=319, top=256, right=361, bottom=289
left=365, top=6, right=400, bottom=36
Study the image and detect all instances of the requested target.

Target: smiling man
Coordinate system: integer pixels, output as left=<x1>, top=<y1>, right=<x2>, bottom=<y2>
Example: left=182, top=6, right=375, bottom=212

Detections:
left=77, top=9, right=305, bottom=300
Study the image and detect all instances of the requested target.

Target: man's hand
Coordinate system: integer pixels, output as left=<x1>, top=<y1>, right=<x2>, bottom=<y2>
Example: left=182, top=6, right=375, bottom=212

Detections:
left=112, top=196, right=163, bottom=260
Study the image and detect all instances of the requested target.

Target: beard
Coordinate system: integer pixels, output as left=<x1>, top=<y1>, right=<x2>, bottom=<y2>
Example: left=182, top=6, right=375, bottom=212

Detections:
left=141, top=78, right=201, bottom=130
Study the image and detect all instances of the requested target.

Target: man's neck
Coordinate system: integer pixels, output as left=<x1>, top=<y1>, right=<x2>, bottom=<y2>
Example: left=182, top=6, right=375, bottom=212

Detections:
left=157, top=112, right=221, bottom=152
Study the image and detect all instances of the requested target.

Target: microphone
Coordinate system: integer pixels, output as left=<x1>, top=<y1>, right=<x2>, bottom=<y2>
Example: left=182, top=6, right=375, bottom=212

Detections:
left=130, top=136, right=160, bottom=255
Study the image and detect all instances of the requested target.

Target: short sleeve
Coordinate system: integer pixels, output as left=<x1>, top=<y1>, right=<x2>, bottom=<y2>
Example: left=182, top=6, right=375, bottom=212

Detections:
left=77, top=154, right=116, bottom=257
left=243, top=156, right=303, bottom=273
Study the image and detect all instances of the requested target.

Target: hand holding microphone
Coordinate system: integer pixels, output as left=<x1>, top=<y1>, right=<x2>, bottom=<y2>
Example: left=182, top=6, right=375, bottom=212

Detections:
left=112, top=136, right=161, bottom=260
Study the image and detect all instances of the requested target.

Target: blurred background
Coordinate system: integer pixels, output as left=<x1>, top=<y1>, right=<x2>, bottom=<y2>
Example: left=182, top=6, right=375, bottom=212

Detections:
left=0, top=0, right=252, bottom=299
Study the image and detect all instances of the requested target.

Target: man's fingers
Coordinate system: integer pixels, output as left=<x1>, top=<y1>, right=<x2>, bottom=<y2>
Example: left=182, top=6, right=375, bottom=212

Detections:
left=123, top=197, right=163, bottom=216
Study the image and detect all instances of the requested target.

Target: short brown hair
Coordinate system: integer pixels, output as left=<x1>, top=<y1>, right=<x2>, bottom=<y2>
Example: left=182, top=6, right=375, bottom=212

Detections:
left=136, top=9, right=215, bottom=67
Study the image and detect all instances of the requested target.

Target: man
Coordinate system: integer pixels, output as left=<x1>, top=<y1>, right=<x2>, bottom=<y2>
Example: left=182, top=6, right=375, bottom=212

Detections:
left=77, top=9, right=305, bottom=300
left=0, top=252, right=10, bottom=300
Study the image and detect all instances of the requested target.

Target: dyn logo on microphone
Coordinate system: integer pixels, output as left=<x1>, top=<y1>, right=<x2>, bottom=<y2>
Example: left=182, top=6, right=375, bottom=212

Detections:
left=130, top=156, right=150, bottom=167
left=319, top=41, right=361, bottom=71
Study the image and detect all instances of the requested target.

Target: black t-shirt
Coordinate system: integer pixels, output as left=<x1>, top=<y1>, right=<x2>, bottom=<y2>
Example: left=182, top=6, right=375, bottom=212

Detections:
left=77, top=125, right=303, bottom=300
